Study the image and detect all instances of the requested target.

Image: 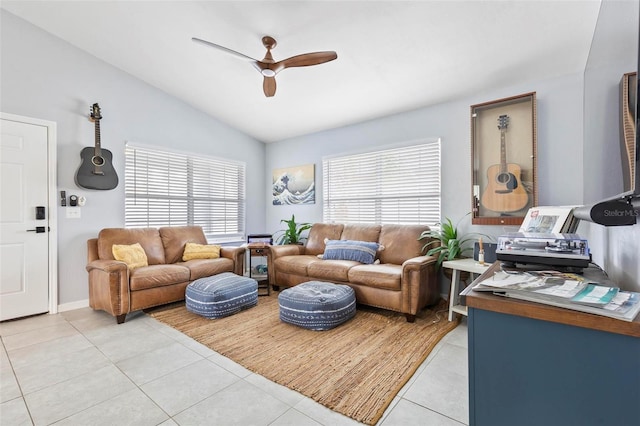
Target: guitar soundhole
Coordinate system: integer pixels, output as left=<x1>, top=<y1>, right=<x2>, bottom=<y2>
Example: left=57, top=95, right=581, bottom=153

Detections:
left=496, top=172, right=510, bottom=184
left=92, top=156, right=105, bottom=167
left=496, top=172, right=518, bottom=190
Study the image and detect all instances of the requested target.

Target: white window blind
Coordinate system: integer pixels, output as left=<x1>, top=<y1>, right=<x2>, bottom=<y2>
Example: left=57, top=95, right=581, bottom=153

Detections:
left=125, top=143, right=246, bottom=242
left=322, top=140, right=441, bottom=225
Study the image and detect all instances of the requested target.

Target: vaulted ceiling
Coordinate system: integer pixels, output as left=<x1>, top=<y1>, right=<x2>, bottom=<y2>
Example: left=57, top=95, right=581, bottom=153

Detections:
left=2, top=1, right=602, bottom=142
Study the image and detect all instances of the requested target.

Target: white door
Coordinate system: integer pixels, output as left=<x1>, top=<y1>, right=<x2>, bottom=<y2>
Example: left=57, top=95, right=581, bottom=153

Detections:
left=0, top=118, right=50, bottom=320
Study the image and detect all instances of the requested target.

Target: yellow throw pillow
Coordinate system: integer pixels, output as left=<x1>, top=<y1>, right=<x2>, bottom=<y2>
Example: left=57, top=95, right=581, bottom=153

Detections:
left=112, top=243, right=148, bottom=269
left=182, top=243, right=221, bottom=261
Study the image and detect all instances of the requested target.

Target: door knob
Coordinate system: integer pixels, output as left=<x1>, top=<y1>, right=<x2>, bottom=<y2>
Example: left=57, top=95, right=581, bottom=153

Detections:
left=26, top=226, right=46, bottom=233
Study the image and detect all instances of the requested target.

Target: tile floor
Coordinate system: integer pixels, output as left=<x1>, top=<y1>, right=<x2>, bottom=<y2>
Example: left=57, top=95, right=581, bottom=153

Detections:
left=0, top=305, right=468, bottom=426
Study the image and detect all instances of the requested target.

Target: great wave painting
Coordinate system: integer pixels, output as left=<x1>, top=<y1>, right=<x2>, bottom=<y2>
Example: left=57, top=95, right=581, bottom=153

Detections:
left=272, top=164, right=315, bottom=205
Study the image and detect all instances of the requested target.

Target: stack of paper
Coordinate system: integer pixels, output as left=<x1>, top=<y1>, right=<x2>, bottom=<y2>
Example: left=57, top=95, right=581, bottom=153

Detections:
left=474, top=269, right=640, bottom=321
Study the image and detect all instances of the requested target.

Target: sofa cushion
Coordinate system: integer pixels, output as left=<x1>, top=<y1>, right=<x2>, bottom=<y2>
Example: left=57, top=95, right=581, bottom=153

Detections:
left=181, top=258, right=235, bottom=280
left=307, top=259, right=360, bottom=282
left=304, top=223, right=344, bottom=255
left=159, top=226, right=208, bottom=264
left=378, top=224, right=429, bottom=265
left=274, top=255, right=319, bottom=276
left=98, top=228, right=166, bottom=265
left=129, top=264, right=191, bottom=291
left=340, top=224, right=381, bottom=243
left=323, top=239, right=380, bottom=264
left=182, top=243, right=221, bottom=261
left=112, top=243, right=148, bottom=270
left=348, top=264, right=402, bottom=290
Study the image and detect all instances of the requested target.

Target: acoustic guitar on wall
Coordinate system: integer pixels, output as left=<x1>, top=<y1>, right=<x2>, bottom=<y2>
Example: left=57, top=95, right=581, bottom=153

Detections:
left=481, top=114, right=528, bottom=213
left=75, top=103, right=118, bottom=190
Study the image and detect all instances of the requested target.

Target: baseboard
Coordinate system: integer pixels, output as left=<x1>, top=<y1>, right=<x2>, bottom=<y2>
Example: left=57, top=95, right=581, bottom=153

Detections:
left=57, top=299, right=89, bottom=312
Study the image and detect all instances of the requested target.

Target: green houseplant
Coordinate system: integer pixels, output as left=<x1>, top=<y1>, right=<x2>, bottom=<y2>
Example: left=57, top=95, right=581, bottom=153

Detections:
left=418, top=213, right=489, bottom=269
left=274, top=214, right=312, bottom=245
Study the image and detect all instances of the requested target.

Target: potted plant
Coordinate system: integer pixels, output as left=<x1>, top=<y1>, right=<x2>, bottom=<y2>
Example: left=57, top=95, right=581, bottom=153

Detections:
left=418, top=213, right=489, bottom=271
left=274, top=214, right=312, bottom=245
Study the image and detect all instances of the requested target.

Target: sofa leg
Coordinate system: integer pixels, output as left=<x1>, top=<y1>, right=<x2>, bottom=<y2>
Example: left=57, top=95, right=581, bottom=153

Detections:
left=116, top=314, right=127, bottom=324
left=405, top=314, right=416, bottom=323
left=272, top=285, right=280, bottom=292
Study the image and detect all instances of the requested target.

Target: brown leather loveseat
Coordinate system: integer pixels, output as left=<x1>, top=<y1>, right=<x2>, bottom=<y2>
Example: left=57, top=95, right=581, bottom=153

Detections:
left=86, top=226, right=245, bottom=323
left=267, top=223, right=438, bottom=322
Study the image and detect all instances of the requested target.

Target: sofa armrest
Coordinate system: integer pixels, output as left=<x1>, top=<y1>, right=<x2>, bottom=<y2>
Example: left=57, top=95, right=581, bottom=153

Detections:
left=269, top=244, right=304, bottom=258
left=86, top=259, right=128, bottom=274
left=87, top=238, right=99, bottom=263
left=400, top=255, right=439, bottom=314
left=267, top=245, right=304, bottom=286
left=402, top=255, right=436, bottom=270
left=86, top=259, right=130, bottom=318
left=221, top=246, right=246, bottom=276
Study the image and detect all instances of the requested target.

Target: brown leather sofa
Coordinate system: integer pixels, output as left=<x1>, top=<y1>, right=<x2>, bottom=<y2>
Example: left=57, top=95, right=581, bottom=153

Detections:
left=267, top=223, right=438, bottom=322
left=86, top=226, right=245, bottom=323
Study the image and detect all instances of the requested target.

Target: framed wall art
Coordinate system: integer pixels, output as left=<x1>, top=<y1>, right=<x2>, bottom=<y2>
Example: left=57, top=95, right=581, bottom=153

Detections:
left=272, top=163, right=316, bottom=205
left=471, top=92, right=537, bottom=225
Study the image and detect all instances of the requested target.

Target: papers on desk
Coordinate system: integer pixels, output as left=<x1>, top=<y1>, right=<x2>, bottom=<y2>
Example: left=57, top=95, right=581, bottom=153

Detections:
left=474, top=269, right=640, bottom=322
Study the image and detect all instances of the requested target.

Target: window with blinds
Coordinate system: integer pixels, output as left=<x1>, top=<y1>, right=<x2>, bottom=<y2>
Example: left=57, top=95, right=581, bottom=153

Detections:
left=124, top=143, right=246, bottom=242
left=322, top=140, right=441, bottom=226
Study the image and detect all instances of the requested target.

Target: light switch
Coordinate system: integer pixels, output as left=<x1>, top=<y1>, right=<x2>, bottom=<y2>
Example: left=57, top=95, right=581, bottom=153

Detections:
left=66, top=207, right=81, bottom=219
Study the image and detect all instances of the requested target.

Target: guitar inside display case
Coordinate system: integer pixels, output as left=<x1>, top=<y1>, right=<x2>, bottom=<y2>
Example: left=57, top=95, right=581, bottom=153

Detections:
left=471, top=92, right=537, bottom=225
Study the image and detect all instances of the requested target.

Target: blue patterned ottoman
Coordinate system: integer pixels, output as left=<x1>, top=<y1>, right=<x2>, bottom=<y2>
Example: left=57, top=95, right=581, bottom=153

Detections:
left=278, top=281, right=356, bottom=330
left=186, top=272, right=258, bottom=319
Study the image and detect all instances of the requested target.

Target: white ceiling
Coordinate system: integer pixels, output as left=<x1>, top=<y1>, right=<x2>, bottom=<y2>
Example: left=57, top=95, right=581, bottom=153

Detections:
left=2, top=1, right=602, bottom=143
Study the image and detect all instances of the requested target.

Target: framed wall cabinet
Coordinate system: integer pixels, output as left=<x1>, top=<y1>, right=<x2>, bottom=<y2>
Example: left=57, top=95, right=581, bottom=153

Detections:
left=471, top=92, right=537, bottom=225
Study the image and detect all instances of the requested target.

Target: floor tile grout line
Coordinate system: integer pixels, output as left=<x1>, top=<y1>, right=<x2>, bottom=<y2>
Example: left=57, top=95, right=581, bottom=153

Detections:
left=17, top=314, right=171, bottom=425
left=91, top=314, right=249, bottom=423
left=4, top=309, right=469, bottom=426
left=1, top=339, right=37, bottom=425
left=397, top=398, right=468, bottom=426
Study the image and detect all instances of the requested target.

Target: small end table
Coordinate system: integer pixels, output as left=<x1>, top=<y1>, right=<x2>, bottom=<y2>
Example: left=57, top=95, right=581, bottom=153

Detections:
left=443, top=258, right=490, bottom=321
left=247, top=234, right=272, bottom=296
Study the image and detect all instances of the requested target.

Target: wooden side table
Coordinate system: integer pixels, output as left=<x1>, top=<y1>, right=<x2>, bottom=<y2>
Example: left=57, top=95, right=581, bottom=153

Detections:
left=443, top=258, right=490, bottom=321
left=247, top=234, right=272, bottom=296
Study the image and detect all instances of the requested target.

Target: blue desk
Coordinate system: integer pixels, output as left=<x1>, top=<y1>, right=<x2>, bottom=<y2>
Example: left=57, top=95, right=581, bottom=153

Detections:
left=465, top=263, right=640, bottom=426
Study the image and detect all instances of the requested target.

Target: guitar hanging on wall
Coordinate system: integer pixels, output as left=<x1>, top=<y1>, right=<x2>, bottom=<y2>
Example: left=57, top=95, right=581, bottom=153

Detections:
left=75, top=103, right=118, bottom=190
left=481, top=114, right=528, bottom=213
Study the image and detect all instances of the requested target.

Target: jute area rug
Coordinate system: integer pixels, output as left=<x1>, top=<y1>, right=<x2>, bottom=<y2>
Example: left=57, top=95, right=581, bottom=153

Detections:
left=148, top=293, right=459, bottom=425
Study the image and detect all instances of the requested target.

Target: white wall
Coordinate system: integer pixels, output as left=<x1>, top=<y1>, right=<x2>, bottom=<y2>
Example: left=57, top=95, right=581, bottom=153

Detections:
left=264, top=0, right=640, bottom=293
left=3, top=3, right=638, bottom=310
left=580, top=0, right=640, bottom=291
left=265, top=72, right=640, bottom=292
left=1, top=11, right=266, bottom=306
left=265, top=73, right=584, bottom=279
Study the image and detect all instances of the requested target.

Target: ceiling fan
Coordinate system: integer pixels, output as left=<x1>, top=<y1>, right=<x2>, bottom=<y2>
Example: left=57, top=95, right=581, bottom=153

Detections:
left=192, top=35, right=337, bottom=97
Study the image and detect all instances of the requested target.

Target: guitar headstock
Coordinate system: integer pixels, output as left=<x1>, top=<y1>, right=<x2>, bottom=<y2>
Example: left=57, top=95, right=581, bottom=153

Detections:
left=90, top=103, right=102, bottom=121
left=497, top=114, right=509, bottom=130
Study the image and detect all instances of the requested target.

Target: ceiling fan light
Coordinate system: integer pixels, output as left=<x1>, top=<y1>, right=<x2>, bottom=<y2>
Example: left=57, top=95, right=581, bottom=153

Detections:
left=261, top=68, right=276, bottom=77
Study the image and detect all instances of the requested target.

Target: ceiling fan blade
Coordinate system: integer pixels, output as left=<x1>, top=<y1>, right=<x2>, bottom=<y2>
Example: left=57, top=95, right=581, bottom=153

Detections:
left=263, top=76, right=277, bottom=97
left=192, top=37, right=259, bottom=64
left=276, top=51, right=338, bottom=72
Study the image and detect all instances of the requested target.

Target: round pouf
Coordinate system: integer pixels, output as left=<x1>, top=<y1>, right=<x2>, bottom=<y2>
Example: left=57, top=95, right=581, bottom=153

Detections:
left=186, top=272, right=258, bottom=319
left=278, top=281, right=356, bottom=330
